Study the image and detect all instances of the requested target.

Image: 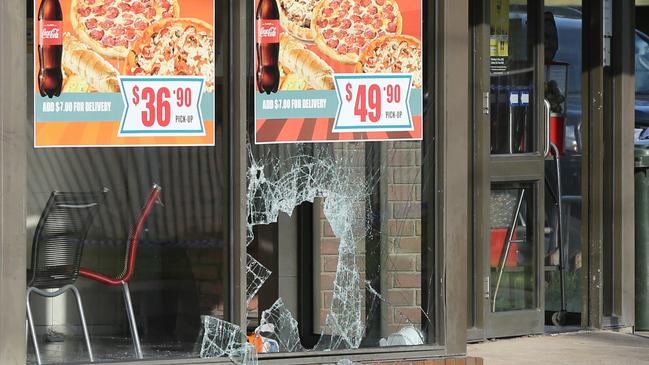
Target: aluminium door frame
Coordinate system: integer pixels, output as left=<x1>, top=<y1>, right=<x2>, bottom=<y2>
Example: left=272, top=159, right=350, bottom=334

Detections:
left=580, top=0, right=636, bottom=330
left=470, top=0, right=546, bottom=339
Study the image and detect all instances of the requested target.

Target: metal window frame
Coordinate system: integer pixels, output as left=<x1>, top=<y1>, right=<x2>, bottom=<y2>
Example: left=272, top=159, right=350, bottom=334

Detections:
left=0, top=0, right=28, bottom=363
left=607, top=0, right=635, bottom=329
left=0, top=0, right=470, bottom=363
left=580, top=0, right=635, bottom=330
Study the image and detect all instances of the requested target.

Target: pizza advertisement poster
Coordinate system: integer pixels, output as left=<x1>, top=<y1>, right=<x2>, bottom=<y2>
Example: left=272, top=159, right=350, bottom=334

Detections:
left=33, top=0, right=216, bottom=148
left=254, top=0, right=423, bottom=144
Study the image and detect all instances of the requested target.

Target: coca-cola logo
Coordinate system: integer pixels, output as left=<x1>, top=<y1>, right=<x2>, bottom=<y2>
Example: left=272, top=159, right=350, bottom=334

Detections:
left=258, top=19, right=280, bottom=44
left=259, top=25, right=277, bottom=38
left=41, top=26, right=60, bottom=39
left=40, top=21, right=63, bottom=45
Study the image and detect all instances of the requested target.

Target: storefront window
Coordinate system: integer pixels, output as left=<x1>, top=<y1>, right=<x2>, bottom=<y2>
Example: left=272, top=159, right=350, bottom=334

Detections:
left=242, top=141, right=433, bottom=352
left=26, top=0, right=228, bottom=363
left=196, top=0, right=434, bottom=359
left=26, top=0, right=436, bottom=362
left=489, top=184, right=535, bottom=312
left=201, top=0, right=436, bottom=361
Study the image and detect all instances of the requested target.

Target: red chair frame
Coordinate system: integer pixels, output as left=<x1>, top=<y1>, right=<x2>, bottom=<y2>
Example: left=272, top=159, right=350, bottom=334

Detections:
left=80, top=184, right=161, bottom=359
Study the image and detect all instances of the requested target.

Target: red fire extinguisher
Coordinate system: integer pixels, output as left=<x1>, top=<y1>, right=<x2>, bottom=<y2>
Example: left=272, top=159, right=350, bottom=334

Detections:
left=545, top=61, right=569, bottom=155
left=549, top=113, right=565, bottom=155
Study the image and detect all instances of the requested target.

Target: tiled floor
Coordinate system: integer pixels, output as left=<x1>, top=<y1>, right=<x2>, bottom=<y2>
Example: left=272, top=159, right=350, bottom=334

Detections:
left=543, top=324, right=581, bottom=334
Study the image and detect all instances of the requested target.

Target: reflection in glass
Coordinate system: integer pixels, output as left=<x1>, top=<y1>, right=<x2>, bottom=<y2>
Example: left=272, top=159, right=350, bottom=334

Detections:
left=25, top=1, right=228, bottom=362
left=489, top=2, right=536, bottom=154
left=489, top=185, right=535, bottom=312
left=543, top=5, right=584, bottom=319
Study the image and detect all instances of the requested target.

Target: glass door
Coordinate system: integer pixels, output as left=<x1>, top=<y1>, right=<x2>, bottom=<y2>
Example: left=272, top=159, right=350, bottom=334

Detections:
left=473, top=0, right=546, bottom=338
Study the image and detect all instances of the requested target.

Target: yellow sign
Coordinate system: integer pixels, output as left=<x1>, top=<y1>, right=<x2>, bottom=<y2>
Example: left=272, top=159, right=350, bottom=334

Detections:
left=490, top=0, right=509, bottom=58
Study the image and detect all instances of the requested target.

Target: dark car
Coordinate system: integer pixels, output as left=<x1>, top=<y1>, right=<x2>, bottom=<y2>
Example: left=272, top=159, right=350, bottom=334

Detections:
left=549, top=9, right=649, bottom=141
left=635, top=31, right=649, bottom=127
left=521, top=9, right=649, bottom=262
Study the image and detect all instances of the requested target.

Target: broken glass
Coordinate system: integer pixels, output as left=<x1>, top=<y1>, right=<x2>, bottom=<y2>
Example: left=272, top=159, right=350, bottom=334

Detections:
left=199, top=316, right=244, bottom=359
left=237, top=138, right=433, bottom=356
left=256, top=298, right=304, bottom=352
left=246, top=254, right=272, bottom=304
left=247, top=145, right=371, bottom=351
left=228, top=343, right=258, bottom=365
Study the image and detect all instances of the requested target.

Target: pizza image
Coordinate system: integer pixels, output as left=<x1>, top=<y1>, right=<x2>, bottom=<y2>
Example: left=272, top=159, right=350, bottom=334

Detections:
left=356, top=34, right=422, bottom=88
left=70, top=0, right=180, bottom=59
left=124, top=18, right=215, bottom=91
left=312, top=0, right=403, bottom=64
left=279, top=34, right=334, bottom=90
left=277, top=0, right=318, bottom=41
left=63, top=74, right=94, bottom=93
left=63, top=33, right=121, bottom=92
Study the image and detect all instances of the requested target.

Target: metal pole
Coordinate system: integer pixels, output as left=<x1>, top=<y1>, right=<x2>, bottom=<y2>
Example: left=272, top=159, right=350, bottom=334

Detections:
left=26, top=289, right=42, bottom=365
left=69, top=286, right=94, bottom=362
left=550, top=143, right=566, bottom=312
left=492, top=189, right=526, bottom=312
left=122, top=281, right=143, bottom=359
left=508, top=105, right=515, bottom=154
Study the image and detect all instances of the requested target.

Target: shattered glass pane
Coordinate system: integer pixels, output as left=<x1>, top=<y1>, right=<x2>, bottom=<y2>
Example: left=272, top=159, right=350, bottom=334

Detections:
left=314, top=232, right=365, bottom=350
left=247, top=145, right=371, bottom=351
left=241, top=344, right=258, bottom=364
left=228, top=343, right=258, bottom=365
left=246, top=254, right=272, bottom=304
left=245, top=139, right=434, bottom=352
left=199, top=316, right=244, bottom=359
left=256, top=298, right=304, bottom=353
left=365, top=280, right=426, bottom=347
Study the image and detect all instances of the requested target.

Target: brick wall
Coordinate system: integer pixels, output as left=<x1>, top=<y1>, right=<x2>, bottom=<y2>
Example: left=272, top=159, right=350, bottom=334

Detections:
left=316, top=141, right=424, bottom=337
left=384, top=141, right=422, bottom=335
left=317, top=143, right=368, bottom=331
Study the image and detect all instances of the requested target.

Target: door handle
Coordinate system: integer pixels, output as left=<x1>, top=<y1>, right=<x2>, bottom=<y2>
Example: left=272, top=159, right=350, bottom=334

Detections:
left=543, top=99, right=551, bottom=157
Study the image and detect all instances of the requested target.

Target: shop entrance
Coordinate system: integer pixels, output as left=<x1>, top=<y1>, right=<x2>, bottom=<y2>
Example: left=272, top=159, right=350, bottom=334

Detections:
left=470, top=0, right=548, bottom=339
left=470, top=0, right=597, bottom=340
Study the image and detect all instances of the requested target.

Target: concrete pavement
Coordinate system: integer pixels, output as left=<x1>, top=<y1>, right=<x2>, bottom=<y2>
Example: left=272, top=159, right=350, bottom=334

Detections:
left=467, top=330, right=649, bottom=365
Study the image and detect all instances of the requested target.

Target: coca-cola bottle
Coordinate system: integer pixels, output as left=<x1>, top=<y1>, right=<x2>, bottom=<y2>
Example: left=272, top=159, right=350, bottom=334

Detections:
left=256, top=0, right=280, bottom=94
left=38, top=0, right=63, bottom=98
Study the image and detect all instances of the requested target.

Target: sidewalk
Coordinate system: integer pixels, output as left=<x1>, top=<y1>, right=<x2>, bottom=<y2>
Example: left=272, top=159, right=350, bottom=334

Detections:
left=467, top=330, right=649, bottom=365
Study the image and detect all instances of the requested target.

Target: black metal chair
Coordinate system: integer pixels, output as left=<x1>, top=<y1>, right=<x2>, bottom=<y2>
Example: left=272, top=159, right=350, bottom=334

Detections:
left=26, top=190, right=107, bottom=365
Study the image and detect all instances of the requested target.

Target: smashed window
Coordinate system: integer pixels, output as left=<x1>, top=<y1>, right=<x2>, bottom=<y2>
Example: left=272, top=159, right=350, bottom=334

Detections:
left=201, top=141, right=433, bottom=362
